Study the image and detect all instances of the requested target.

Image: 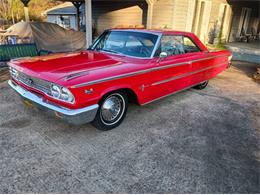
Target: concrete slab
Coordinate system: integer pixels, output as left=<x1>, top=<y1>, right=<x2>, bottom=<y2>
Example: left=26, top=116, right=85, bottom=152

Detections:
left=0, top=61, right=259, bottom=193
left=225, top=41, right=260, bottom=64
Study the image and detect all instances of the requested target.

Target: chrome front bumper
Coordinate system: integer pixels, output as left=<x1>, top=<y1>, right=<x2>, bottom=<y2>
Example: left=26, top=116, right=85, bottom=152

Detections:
left=8, top=80, right=99, bottom=125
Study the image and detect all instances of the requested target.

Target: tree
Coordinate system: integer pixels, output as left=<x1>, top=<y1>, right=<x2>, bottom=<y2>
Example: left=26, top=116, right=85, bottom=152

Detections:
left=0, top=0, right=62, bottom=24
left=0, top=0, right=11, bottom=20
left=0, top=0, right=24, bottom=23
left=28, top=0, right=62, bottom=21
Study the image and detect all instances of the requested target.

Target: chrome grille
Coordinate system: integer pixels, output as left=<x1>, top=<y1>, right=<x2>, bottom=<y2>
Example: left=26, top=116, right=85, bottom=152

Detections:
left=10, top=68, right=51, bottom=94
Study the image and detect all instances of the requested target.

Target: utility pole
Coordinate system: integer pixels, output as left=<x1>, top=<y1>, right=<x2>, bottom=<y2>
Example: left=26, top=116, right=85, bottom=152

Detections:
left=20, top=0, right=30, bottom=22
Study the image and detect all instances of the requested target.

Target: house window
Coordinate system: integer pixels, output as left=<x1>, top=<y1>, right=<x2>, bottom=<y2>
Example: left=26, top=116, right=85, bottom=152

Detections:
left=60, top=16, right=71, bottom=29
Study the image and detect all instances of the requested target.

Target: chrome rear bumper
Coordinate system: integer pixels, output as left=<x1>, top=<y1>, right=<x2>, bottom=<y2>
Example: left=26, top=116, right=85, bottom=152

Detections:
left=8, top=80, right=99, bottom=125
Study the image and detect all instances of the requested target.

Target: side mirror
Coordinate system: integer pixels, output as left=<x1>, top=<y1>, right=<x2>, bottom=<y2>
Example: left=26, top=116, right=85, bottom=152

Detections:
left=157, top=52, right=167, bottom=62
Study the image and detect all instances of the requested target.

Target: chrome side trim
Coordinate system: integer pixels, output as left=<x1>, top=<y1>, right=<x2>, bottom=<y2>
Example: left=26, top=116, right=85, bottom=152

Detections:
left=73, top=69, right=152, bottom=88
left=151, top=62, right=227, bottom=86
left=141, top=80, right=208, bottom=106
left=72, top=54, right=229, bottom=88
left=8, top=80, right=99, bottom=119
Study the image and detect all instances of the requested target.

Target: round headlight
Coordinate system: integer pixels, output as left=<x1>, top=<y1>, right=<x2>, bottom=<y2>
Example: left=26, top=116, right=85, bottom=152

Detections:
left=51, top=85, right=74, bottom=103
left=61, top=87, right=74, bottom=102
left=50, top=85, right=74, bottom=103
left=10, top=67, right=19, bottom=78
left=13, top=69, right=19, bottom=78
left=60, top=87, right=74, bottom=103
left=51, top=85, right=61, bottom=98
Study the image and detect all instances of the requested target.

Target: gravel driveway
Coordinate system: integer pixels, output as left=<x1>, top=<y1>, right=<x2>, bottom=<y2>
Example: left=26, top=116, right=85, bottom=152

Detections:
left=0, top=61, right=259, bottom=193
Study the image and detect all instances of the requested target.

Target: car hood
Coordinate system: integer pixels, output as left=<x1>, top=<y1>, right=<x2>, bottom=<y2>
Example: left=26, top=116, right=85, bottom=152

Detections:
left=9, top=50, right=123, bottom=83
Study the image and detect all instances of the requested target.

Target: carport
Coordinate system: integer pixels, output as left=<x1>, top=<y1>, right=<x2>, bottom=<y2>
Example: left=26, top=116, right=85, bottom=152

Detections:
left=58, top=0, right=156, bottom=47
left=225, top=0, right=260, bottom=63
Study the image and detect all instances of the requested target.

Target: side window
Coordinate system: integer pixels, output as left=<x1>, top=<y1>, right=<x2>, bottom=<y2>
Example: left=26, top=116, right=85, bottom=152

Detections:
left=156, top=35, right=201, bottom=57
left=160, top=35, right=185, bottom=56
left=183, top=36, right=201, bottom=53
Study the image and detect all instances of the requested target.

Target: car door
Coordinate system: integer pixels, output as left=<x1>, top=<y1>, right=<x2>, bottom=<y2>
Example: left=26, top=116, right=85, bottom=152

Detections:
left=144, top=34, right=206, bottom=103
left=181, top=35, right=213, bottom=86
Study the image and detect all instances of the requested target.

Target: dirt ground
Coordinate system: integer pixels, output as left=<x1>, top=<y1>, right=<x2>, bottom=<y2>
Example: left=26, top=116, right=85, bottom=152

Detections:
left=0, top=67, right=9, bottom=83
left=0, top=61, right=259, bottom=193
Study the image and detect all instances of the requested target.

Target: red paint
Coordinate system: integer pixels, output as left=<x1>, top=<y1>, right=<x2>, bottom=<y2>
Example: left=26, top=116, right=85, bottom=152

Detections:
left=8, top=29, right=231, bottom=109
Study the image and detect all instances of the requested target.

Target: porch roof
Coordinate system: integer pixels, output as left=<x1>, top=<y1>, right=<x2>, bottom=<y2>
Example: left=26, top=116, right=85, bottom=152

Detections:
left=43, top=2, right=77, bottom=15
left=54, top=0, right=156, bottom=47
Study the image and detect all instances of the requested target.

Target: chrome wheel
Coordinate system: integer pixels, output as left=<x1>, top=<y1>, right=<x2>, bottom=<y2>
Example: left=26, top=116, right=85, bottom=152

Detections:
left=100, top=93, right=125, bottom=125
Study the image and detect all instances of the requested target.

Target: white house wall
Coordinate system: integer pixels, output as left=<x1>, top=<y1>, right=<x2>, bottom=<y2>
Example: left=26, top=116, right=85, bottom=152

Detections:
left=172, top=0, right=196, bottom=31
left=151, top=0, right=174, bottom=29
left=92, top=1, right=147, bottom=35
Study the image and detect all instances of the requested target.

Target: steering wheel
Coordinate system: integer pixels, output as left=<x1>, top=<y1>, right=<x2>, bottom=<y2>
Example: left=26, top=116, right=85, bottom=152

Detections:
left=140, top=47, right=151, bottom=57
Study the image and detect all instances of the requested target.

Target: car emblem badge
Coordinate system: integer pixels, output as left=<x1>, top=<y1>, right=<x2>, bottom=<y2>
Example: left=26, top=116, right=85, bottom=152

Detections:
left=85, top=88, right=93, bottom=94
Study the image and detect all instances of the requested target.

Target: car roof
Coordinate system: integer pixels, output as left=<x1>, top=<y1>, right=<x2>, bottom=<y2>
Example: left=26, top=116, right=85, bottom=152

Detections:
left=109, top=28, right=194, bottom=36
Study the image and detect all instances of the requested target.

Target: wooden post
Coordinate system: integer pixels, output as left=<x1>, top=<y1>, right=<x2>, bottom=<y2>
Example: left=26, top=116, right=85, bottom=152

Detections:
left=20, top=0, right=30, bottom=22
left=85, top=0, right=92, bottom=48
left=146, top=0, right=154, bottom=29
left=24, top=7, right=29, bottom=22
left=72, top=1, right=83, bottom=31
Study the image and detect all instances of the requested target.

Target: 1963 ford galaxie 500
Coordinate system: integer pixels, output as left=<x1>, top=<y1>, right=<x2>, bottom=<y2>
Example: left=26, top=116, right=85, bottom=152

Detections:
left=8, top=29, right=232, bottom=130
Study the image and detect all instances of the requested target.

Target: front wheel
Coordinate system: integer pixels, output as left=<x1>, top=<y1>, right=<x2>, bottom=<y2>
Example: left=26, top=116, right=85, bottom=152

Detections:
left=193, top=80, right=209, bottom=90
left=91, top=91, right=128, bottom=130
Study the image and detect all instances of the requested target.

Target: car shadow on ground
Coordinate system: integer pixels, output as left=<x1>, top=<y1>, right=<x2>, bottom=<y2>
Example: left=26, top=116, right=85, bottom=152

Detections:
left=231, top=61, right=259, bottom=80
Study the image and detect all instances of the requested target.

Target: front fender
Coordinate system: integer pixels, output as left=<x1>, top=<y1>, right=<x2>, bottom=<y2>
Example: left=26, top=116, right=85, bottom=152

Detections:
left=70, top=81, right=141, bottom=108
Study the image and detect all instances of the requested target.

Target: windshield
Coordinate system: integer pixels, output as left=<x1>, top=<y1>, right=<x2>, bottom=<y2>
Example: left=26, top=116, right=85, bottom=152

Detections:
left=90, top=31, right=159, bottom=58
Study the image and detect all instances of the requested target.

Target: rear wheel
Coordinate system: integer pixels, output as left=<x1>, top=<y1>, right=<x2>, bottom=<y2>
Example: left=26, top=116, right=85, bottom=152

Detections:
left=193, top=80, right=209, bottom=90
left=91, top=91, right=128, bottom=130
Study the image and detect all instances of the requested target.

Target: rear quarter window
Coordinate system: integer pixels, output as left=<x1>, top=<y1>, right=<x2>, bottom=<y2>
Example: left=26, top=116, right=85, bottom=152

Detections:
left=183, top=36, right=201, bottom=53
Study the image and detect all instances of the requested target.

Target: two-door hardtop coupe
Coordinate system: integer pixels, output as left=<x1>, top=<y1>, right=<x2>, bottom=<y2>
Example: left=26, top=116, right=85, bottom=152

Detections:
left=8, top=29, right=232, bottom=130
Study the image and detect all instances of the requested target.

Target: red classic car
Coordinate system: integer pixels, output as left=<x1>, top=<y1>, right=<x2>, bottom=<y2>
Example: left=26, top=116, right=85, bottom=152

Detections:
left=8, top=29, right=232, bottom=130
